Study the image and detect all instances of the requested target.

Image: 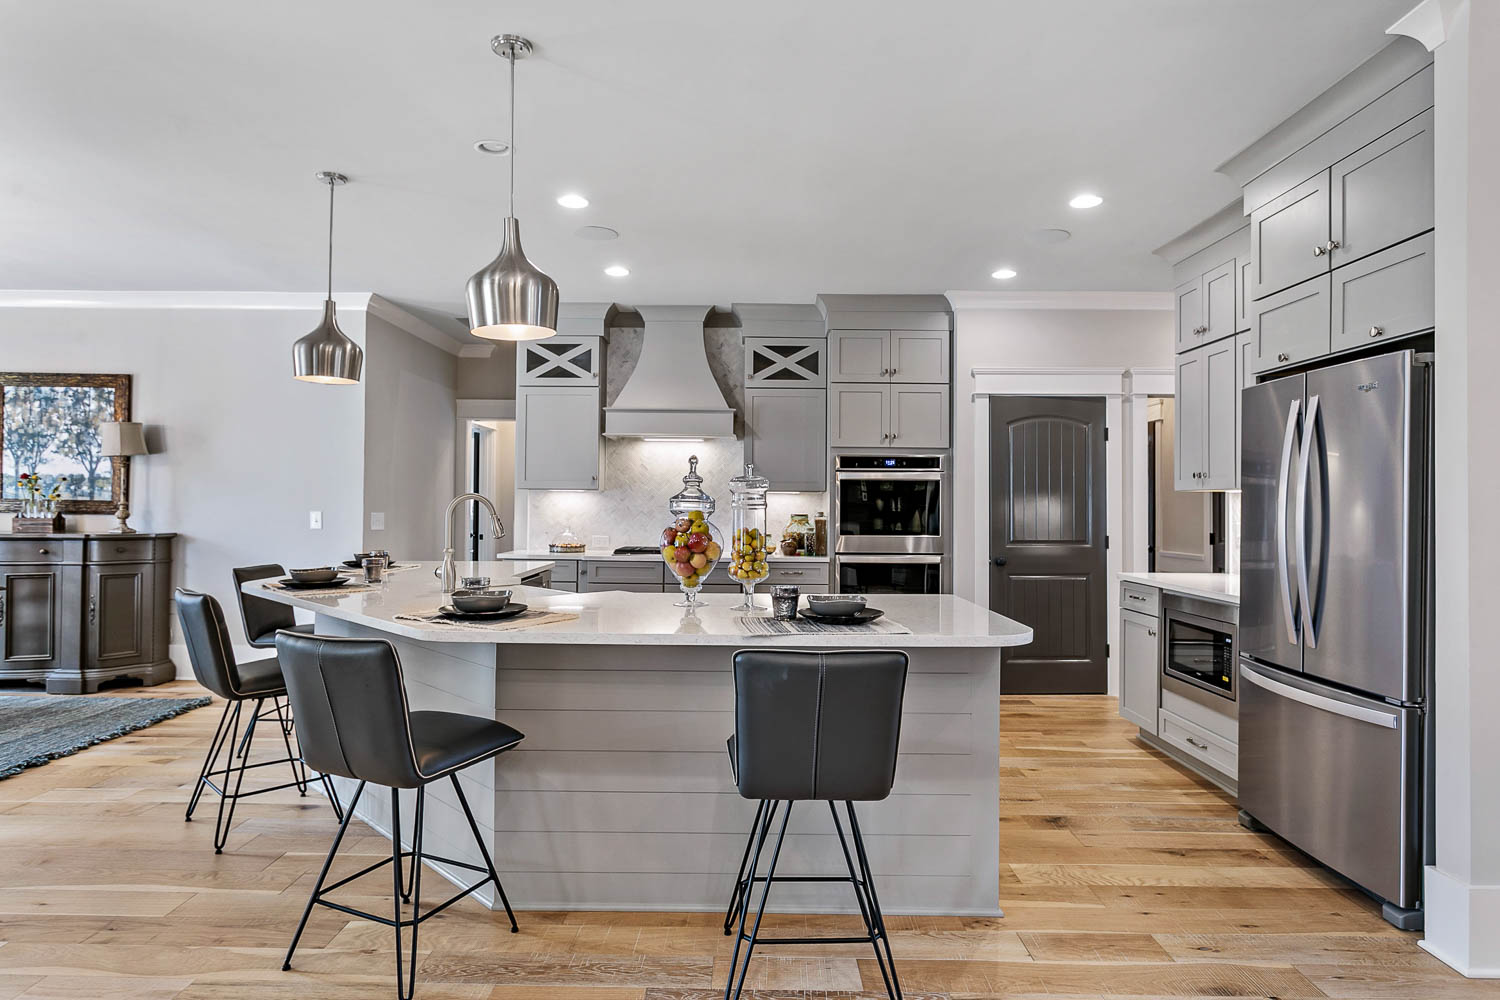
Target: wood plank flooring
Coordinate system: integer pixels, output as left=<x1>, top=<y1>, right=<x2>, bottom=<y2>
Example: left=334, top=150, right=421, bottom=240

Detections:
left=0, top=682, right=1488, bottom=998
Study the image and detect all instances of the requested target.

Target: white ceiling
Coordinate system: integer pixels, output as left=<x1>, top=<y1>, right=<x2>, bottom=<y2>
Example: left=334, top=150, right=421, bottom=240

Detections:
left=0, top=0, right=1416, bottom=340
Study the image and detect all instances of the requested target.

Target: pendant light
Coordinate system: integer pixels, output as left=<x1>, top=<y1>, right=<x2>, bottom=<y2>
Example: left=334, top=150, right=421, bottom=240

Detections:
left=465, top=34, right=559, bottom=342
left=293, top=171, right=364, bottom=384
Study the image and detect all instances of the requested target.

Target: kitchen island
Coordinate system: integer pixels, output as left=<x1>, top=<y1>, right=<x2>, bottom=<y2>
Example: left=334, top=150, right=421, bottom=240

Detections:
left=246, top=564, right=1031, bottom=915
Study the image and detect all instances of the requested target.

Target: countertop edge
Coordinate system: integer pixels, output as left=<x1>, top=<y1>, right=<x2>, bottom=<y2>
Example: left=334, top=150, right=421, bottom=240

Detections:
left=1117, top=572, right=1240, bottom=606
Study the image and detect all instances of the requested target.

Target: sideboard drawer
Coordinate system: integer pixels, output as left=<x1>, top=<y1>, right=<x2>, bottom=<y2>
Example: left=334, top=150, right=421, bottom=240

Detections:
left=0, top=538, right=74, bottom=565
left=87, top=538, right=159, bottom=563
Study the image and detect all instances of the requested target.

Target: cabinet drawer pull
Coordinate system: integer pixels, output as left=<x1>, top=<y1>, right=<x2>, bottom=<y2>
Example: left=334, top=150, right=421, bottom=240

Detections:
left=780, top=570, right=805, bottom=576
left=116, top=545, right=128, bottom=553
left=1185, top=736, right=1209, bottom=751
left=38, top=548, right=49, bottom=555
left=0, top=593, right=5, bottom=627
left=1369, top=326, right=1384, bottom=338
left=1126, top=593, right=1146, bottom=601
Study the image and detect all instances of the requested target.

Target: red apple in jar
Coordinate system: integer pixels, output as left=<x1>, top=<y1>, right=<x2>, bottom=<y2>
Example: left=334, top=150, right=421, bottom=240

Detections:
left=671, top=561, right=694, bottom=578
left=686, top=533, right=709, bottom=554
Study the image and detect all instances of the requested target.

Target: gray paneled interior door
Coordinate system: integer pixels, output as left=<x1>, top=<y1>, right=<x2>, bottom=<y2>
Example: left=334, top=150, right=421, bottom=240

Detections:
left=989, top=396, right=1107, bottom=693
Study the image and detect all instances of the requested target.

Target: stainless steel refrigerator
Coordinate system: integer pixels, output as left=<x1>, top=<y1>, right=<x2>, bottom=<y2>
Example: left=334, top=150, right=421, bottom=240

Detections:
left=1238, top=348, right=1431, bottom=929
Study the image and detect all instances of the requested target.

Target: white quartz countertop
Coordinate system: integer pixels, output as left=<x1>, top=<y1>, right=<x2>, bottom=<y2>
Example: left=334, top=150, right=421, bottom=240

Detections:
left=247, top=561, right=1031, bottom=648
left=497, top=548, right=830, bottom=564
left=1118, top=572, right=1240, bottom=605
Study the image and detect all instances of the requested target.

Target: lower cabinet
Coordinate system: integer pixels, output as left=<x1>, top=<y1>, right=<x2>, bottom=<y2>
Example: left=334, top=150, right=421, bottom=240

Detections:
left=1119, top=607, right=1160, bottom=734
left=744, top=388, right=827, bottom=491
left=573, top=558, right=830, bottom=595
left=1174, top=337, right=1238, bottom=490
left=0, top=534, right=174, bottom=694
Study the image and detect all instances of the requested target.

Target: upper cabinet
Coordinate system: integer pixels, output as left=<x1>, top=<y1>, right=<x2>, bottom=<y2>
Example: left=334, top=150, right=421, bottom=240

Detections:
left=1250, top=172, right=1331, bottom=300
left=1175, top=337, right=1238, bottom=491
left=1329, top=110, right=1435, bottom=270
left=735, top=303, right=830, bottom=490
left=744, top=338, right=826, bottom=388
left=829, top=329, right=950, bottom=384
left=889, top=331, right=951, bottom=383
left=1175, top=255, right=1239, bottom=354
left=513, top=304, right=613, bottom=491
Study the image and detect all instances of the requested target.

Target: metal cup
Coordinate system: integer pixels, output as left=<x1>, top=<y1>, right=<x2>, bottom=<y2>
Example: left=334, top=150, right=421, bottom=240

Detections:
left=771, top=584, right=800, bottom=621
left=460, top=575, right=491, bottom=590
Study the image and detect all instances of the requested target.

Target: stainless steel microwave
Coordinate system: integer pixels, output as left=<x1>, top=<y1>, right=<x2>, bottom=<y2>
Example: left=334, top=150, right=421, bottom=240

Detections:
left=1162, top=593, right=1238, bottom=702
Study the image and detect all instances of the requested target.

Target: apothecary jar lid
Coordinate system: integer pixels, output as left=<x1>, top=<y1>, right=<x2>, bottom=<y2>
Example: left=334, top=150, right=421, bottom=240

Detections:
left=728, top=462, right=770, bottom=505
left=668, top=455, right=717, bottom=517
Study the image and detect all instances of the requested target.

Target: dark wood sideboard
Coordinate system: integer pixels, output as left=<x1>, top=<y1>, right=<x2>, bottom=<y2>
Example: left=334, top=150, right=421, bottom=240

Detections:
left=0, top=533, right=176, bottom=694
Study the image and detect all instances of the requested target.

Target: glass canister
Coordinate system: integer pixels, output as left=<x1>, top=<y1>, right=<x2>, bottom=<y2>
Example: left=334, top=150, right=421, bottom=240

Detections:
left=659, top=455, right=724, bottom=607
left=780, top=513, right=814, bottom=556
left=727, top=463, right=771, bottom=611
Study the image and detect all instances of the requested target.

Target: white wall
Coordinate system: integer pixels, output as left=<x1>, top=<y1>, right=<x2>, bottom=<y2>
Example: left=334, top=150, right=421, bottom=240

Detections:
left=361, top=312, right=457, bottom=559
left=950, top=303, right=1176, bottom=602
left=0, top=295, right=369, bottom=666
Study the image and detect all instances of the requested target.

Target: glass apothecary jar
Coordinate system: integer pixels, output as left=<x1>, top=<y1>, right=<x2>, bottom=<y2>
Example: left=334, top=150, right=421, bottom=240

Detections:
left=727, top=463, right=771, bottom=611
left=659, top=455, right=723, bottom=607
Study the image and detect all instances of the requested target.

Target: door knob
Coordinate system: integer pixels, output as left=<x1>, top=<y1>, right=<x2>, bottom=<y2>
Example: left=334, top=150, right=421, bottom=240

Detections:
left=992, top=557, right=1007, bottom=567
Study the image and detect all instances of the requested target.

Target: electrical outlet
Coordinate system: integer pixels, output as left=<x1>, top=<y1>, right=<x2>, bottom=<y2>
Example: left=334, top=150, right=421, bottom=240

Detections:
left=370, top=512, right=385, bottom=531
left=591, top=535, right=609, bottom=550
left=309, top=510, right=322, bottom=530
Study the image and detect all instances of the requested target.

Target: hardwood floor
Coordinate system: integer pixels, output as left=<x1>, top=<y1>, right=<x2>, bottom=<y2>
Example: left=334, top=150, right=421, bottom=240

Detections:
left=0, top=682, right=1488, bottom=998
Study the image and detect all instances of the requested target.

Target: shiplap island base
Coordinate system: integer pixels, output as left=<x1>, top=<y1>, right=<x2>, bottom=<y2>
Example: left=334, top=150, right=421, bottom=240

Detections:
left=247, top=563, right=1032, bottom=916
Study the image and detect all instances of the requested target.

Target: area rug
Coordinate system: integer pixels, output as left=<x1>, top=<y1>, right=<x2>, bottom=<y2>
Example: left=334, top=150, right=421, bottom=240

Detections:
left=0, top=694, right=212, bottom=779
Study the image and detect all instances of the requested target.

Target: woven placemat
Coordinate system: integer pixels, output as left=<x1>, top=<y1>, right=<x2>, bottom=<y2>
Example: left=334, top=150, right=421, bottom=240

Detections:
left=736, top=615, right=911, bottom=636
left=393, top=608, right=579, bottom=632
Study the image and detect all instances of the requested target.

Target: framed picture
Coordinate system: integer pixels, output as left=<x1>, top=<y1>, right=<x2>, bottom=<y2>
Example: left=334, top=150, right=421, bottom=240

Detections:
left=0, top=373, right=132, bottom=514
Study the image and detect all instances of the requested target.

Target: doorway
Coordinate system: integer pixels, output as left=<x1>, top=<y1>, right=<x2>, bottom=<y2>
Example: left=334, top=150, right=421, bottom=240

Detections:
left=462, top=418, right=515, bottom=561
left=1147, top=397, right=1216, bottom=572
left=988, top=396, right=1108, bottom=694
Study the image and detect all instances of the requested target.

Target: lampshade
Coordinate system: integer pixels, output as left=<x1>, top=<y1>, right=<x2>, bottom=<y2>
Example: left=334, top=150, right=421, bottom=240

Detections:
left=466, top=217, right=560, bottom=341
left=100, top=421, right=148, bottom=457
left=293, top=300, right=364, bottom=384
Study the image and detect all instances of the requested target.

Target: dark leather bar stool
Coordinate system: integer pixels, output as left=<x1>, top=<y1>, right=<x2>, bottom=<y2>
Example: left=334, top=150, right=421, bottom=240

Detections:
left=721, top=648, right=909, bottom=1000
left=276, top=631, right=524, bottom=1000
left=175, top=589, right=342, bottom=853
left=231, top=564, right=316, bottom=649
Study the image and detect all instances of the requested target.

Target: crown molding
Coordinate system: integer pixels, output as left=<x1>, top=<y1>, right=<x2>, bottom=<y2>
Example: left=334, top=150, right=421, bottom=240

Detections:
left=1153, top=201, right=1248, bottom=265
left=946, top=290, right=1173, bottom=312
left=1388, top=0, right=1464, bottom=52
left=457, top=344, right=496, bottom=358
left=0, top=290, right=375, bottom=311
left=365, top=293, right=465, bottom=357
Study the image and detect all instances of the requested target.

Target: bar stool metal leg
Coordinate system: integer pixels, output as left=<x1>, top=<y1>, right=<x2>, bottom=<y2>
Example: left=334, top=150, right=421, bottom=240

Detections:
left=450, top=772, right=519, bottom=932
left=723, top=798, right=767, bottom=935
left=283, top=780, right=366, bottom=970
left=848, top=802, right=902, bottom=1000
left=725, top=800, right=791, bottom=1000
left=186, top=700, right=236, bottom=821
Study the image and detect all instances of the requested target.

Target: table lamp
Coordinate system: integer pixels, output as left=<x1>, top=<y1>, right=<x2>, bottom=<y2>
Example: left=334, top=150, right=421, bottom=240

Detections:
left=100, top=421, right=148, bottom=534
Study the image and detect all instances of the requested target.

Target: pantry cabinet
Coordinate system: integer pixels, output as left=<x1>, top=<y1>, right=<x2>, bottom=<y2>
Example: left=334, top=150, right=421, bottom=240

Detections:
left=1175, top=337, right=1238, bottom=491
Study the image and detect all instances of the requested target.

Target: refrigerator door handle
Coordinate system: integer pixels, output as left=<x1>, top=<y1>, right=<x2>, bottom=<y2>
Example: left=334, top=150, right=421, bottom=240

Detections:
left=1276, top=397, right=1302, bottom=645
left=1296, top=393, right=1321, bottom=648
left=1241, top=661, right=1400, bottom=729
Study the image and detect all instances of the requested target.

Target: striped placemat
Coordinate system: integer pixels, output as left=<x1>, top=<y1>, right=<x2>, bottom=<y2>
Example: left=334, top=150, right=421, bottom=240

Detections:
left=736, top=615, right=911, bottom=636
left=260, top=581, right=379, bottom=598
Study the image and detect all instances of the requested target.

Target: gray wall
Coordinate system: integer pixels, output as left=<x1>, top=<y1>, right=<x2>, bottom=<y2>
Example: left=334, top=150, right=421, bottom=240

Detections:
left=455, top=343, right=516, bottom=400
left=361, top=313, right=458, bottom=559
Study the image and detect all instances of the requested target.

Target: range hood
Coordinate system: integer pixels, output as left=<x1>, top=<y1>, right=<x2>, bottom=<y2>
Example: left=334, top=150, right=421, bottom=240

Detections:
left=604, top=305, right=735, bottom=439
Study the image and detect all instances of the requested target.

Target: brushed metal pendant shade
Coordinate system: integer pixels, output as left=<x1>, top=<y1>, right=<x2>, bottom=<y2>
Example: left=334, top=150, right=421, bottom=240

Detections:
left=294, top=171, right=363, bottom=384
left=466, top=34, right=558, bottom=342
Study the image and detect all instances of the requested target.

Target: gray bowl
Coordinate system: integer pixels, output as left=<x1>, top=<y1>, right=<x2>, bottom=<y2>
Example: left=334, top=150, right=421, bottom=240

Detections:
left=289, top=566, right=341, bottom=584
left=450, top=588, right=513, bottom=614
left=805, top=594, right=868, bottom=617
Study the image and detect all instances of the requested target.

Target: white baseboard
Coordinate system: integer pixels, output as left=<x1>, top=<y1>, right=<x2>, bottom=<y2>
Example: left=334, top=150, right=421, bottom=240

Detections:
left=1421, top=865, right=1500, bottom=977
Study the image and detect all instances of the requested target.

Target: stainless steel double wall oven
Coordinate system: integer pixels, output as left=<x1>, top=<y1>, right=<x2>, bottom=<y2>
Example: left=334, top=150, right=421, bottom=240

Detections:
left=830, top=454, right=950, bottom=594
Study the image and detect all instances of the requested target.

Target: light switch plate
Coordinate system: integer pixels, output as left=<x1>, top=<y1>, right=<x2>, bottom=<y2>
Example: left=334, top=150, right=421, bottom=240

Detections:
left=309, top=510, right=322, bottom=530
left=370, top=512, right=385, bottom=530
left=591, top=534, right=610, bottom=550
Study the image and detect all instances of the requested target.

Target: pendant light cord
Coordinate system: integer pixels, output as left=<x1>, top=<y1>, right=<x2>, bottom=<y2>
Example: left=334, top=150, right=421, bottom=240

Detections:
left=508, top=49, right=517, bottom=219
left=326, top=177, right=335, bottom=301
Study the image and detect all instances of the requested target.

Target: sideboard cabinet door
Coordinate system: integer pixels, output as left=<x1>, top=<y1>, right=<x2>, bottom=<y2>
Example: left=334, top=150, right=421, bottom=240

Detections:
left=1, top=565, right=65, bottom=681
left=85, top=562, right=152, bottom=674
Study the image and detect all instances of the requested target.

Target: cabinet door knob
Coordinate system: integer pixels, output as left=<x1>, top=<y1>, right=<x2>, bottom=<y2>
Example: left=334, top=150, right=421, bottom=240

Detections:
left=37, top=548, right=48, bottom=555
left=0, top=593, right=6, bottom=627
left=1277, top=352, right=1290, bottom=363
left=1369, top=326, right=1384, bottom=338
left=1325, top=239, right=1341, bottom=252
left=1148, top=629, right=1157, bottom=637
left=1313, top=245, right=1326, bottom=257
left=116, top=546, right=127, bottom=553
left=89, top=594, right=97, bottom=627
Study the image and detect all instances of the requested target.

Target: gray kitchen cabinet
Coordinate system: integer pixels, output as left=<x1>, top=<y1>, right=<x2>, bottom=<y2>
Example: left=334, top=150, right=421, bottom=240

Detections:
left=1237, top=332, right=1254, bottom=481
left=518, top=337, right=603, bottom=386
left=1330, top=231, right=1435, bottom=355
left=1329, top=109, right=1434, bottom=270
left=1250, top=171, right=1330, bottom=301
left=1249, top=276, right=1330, bottom=374
left=1175, top=258, right=1237, bottom=352
left=829, top=384, right=889, bottom=448
left=0, top=534, right=174, bottom=694
left=828, top=330, right=890, bottom=382
left=744, top=338, right=826, bottom=388
left=1237, top=257, right=1253, bottom=332
left=516, top=385, right=601, bottom=490
left=578, top=560, right=666, bottom=594
left=1175, top=338, right=1238, bottom=491
left=1119, top=606, right=1160, bottom=734
left=891, top=385, right=950, bottom=448
left=889, top=330, right=950, bottom=383
left=744, top=388, right=827, bottom=491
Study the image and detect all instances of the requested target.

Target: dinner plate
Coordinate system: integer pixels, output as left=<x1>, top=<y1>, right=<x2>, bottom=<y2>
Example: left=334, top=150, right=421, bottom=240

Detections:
left=437, top=603, right=529, bottom=622
left=797, top=607, right=884, bottom=626
left=277, top=577, right=351, bottom=590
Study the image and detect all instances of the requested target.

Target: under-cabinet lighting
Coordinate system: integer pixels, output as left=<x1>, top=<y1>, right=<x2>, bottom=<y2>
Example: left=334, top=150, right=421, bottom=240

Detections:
left=643, top=437, right=705, bottom=443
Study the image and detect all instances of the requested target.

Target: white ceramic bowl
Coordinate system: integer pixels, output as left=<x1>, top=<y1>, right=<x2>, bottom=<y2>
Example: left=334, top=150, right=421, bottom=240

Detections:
left=805, top=594, right=867, bottom=617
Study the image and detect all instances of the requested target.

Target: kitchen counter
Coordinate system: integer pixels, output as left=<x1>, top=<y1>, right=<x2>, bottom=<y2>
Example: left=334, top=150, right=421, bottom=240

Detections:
left=1118, top=571, right=1239, bottom=605
left=247, top=563, right=1030, bottom=916
left=497, top=548, right=830, bottom=564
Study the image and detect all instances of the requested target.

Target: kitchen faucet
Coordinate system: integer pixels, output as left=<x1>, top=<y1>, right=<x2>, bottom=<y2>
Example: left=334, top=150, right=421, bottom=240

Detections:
left=437, top=493, right=506, bottom=593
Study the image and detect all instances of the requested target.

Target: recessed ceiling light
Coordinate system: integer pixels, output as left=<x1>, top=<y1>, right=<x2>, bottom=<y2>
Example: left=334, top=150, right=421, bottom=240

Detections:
left=473, top=139, right=511, bottom=155
left=991, top=268, right=1017, bottom=280
left=1030, top=228, right=1072, bottom=245
left=556, top=193, right=589, bottom=209
left=604, top=265, right=630, bottom=277
left=575, top=225, right=619, bottom=241
left=1069, top=193, right=1104, bottom=209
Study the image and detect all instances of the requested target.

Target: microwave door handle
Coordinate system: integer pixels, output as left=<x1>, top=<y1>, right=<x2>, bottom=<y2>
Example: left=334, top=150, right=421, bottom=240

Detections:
left=1295, top=394, right=1319, bottom=648
left=1276, top=397, right=1301, bottom=645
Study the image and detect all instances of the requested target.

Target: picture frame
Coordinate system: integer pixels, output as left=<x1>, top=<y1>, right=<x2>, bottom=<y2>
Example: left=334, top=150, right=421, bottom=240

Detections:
left=0, top=372, right=133, bottom=515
